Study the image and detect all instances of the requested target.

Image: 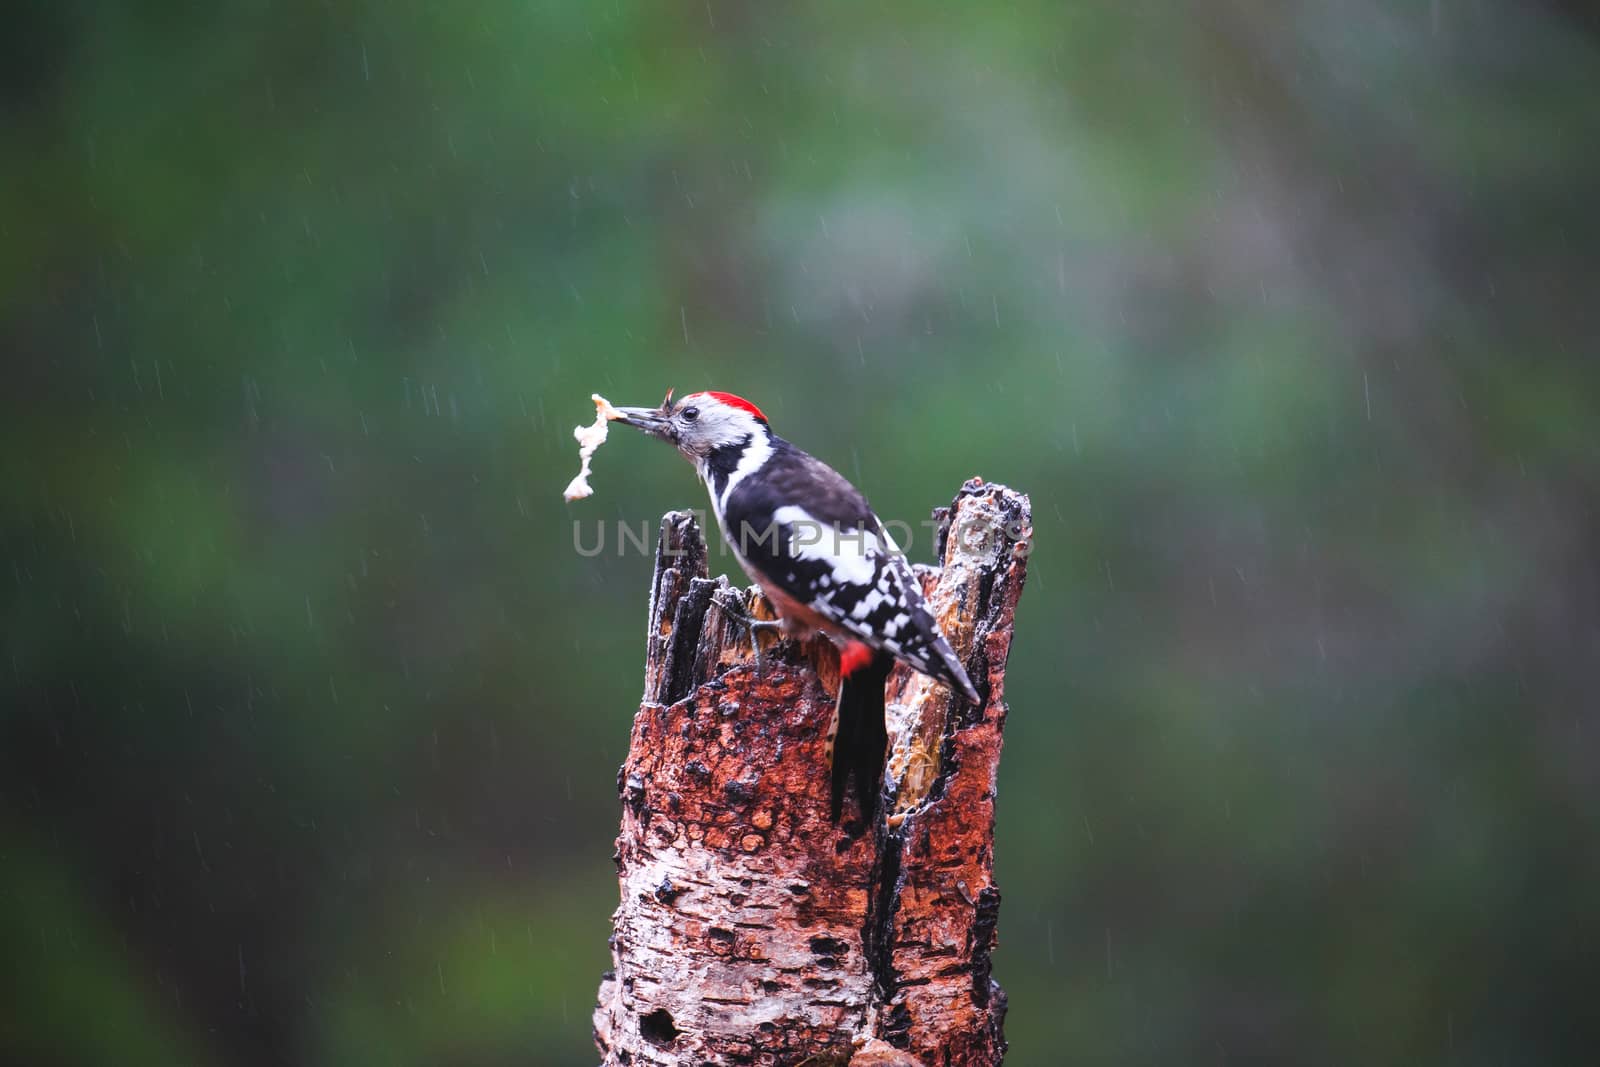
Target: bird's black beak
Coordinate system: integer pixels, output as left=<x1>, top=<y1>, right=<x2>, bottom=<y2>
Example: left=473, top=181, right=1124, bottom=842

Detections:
left=614, top=406, right=673, bottom=440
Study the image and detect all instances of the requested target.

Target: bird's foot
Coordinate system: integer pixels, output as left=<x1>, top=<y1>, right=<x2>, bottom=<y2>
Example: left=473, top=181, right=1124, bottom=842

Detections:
left=711, top=587, right=783, bottom=676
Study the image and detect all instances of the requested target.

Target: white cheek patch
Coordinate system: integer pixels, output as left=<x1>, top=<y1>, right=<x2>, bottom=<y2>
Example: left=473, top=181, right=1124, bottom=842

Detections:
left=772, top=505, right=882, bottom=586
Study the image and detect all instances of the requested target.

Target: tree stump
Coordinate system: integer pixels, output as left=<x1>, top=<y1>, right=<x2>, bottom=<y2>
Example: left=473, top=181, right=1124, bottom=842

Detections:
left=594, top=480, right=1031, bottom=1066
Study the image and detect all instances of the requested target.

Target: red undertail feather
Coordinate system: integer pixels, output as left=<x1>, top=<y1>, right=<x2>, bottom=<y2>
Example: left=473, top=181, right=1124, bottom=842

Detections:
left=838, top=640, right=875, bottom=677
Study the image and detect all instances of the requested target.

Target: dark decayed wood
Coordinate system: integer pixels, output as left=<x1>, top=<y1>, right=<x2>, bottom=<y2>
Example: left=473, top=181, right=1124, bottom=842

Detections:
left=595, top=480, right=1031, bottom=1066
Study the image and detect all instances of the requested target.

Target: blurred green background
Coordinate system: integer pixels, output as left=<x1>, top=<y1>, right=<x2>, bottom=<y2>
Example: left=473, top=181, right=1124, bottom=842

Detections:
left=5, top=2, right=1599, bottom=1064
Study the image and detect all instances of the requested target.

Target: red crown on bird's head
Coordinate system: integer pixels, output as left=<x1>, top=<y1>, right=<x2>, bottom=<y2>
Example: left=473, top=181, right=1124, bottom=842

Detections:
left=678, top=390, right=768, bottom=423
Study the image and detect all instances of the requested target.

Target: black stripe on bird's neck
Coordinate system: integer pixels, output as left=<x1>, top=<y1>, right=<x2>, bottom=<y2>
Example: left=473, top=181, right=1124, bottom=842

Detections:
left=703, top=432, right=753, bottom=498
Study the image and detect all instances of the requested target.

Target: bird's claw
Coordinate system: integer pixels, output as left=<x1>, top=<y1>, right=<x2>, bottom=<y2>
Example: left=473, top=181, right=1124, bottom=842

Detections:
left=711, top=587, right=782, bottom=677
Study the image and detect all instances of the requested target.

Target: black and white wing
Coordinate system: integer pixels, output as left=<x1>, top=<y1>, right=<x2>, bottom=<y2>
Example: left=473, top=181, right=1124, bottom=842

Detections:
left=722, top=439, right=979, bottom=703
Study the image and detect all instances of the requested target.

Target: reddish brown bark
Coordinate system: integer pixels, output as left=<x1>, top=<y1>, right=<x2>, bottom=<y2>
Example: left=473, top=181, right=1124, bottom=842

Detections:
left=595, top=480, right=1031, bottom=1066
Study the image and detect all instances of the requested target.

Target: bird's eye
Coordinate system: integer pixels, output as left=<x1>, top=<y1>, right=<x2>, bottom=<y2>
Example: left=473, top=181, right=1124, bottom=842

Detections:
left=682, top=407, right=699, bottom=421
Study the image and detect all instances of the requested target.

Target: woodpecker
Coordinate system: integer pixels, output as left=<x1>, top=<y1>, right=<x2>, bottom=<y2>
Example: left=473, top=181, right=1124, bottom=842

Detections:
left=614, top=389, right=979, bottom=824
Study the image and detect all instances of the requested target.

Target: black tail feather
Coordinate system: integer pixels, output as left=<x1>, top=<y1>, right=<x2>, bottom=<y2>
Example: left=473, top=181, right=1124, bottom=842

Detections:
left=830, top=652, right=894, bottom=828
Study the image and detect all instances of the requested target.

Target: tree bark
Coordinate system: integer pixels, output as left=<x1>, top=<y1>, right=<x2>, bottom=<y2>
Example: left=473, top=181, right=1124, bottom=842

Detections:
left=594, top=480, right=1031, bottom=1067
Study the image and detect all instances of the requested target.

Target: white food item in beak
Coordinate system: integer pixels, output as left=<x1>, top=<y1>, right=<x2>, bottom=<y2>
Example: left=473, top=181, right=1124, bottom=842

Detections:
left=563, top=393, right=625, bottom=501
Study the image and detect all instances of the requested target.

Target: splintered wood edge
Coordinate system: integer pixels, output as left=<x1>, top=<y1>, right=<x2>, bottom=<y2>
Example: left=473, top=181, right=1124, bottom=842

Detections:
left=885, top=481, right=1031, bottom=821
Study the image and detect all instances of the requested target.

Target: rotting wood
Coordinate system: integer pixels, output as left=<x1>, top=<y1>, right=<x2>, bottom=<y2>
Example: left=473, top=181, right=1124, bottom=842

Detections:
left=595, top=480, right=1031, bottom=1066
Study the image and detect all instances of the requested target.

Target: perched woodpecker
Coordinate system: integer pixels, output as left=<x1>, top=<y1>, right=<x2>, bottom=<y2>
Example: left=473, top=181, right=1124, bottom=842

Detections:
left=614, top=389, right=979, bottom=824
